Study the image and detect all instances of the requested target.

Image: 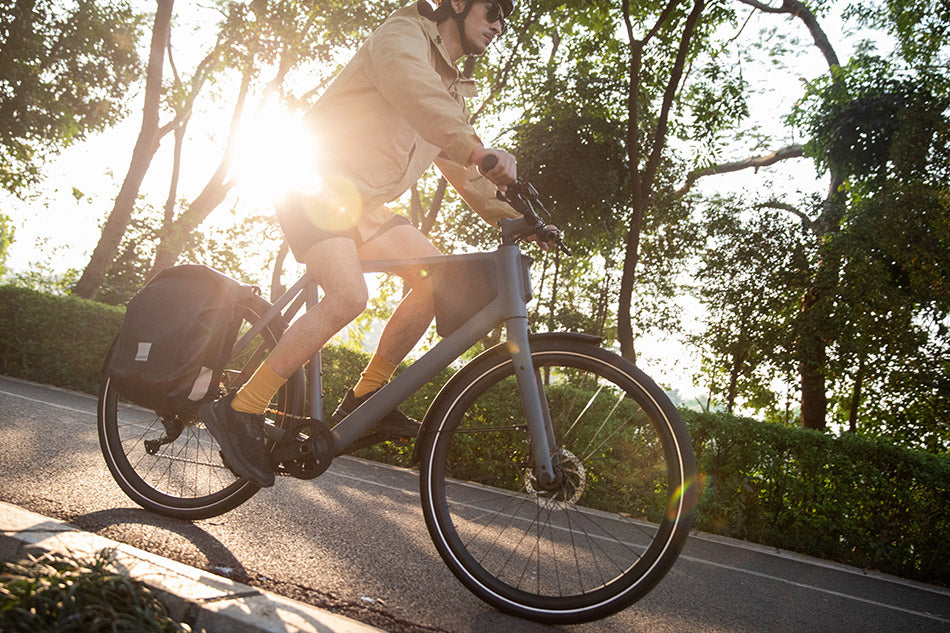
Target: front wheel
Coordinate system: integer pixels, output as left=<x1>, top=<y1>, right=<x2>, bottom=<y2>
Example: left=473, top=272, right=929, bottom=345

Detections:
left=419, top=336, right=697, bottom=624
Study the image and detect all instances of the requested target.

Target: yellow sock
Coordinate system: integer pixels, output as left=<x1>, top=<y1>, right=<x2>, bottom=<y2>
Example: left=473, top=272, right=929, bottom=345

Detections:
left=232, top=361, right=287, bottom=415
left=353, top=353, right=398, bottom=398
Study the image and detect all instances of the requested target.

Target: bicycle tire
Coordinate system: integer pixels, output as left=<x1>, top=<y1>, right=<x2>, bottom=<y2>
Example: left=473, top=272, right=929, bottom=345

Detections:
left=419, top=335, right=696, bottom=624
left=97, top=293, right=305, bottom=520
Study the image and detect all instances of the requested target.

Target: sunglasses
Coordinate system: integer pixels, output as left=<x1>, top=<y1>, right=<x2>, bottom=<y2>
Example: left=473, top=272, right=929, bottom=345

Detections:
left=485, top=1, right=509, bottom=34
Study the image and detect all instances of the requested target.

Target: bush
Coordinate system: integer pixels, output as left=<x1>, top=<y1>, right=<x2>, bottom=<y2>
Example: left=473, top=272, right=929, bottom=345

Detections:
left=686, top=410, right=950, bottom=583
left=0, top=286, right=123, bottom=394
left=0, top=550, right=189, bottom=632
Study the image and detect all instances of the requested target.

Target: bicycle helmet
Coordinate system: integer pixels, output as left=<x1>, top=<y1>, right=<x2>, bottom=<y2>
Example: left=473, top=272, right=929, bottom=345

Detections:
left=433, top=1, right=516, bottom=54
left=434, top=0, right=515, bottom=18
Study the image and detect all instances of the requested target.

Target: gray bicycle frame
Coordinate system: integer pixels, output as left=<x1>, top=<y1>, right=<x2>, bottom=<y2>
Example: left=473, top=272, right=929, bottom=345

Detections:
left=232, top=242, right=560, bottom=486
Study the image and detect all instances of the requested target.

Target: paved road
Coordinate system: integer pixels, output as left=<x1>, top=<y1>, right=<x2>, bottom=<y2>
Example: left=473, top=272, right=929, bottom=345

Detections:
left=1, top=375, right=948, bottom=632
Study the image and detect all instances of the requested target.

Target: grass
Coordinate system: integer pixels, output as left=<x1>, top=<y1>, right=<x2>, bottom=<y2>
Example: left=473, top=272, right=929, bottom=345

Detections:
left=0, top=549, right=191, bottom=633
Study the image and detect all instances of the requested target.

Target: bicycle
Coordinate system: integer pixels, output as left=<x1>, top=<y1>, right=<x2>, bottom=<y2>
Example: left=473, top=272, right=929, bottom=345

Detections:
left=97, top=170, right=698, bottom=624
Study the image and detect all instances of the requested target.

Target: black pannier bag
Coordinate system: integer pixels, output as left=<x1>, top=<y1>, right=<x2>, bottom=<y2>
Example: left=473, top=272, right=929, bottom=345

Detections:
left=105, top=265, right=255, bottom=416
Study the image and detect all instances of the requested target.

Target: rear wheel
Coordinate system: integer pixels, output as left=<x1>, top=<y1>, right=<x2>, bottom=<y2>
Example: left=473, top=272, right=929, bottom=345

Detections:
left=419, top=337, right=696, bottom=623
left=97, top=294, right=305, bottom=520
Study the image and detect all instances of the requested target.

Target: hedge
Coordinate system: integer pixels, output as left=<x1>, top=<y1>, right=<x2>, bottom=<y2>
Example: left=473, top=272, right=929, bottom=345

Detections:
left=1, top=286, right=948, bottom=585
left=686, top=410, right=949, bottom=583
left=0, top=286, right=124, bottom=394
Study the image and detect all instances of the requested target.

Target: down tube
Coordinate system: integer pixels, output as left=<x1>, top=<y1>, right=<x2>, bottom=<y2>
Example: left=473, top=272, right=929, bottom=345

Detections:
left=330, top=298, right=502, bottom=452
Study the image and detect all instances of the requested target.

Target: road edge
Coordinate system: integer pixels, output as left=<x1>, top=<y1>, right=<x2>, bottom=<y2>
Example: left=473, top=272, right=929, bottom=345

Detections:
left=0, top=501, right=383, bottom=633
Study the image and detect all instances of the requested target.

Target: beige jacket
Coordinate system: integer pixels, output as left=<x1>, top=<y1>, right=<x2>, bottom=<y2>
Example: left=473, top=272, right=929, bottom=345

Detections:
left=303, top=2, right=517, bottom=227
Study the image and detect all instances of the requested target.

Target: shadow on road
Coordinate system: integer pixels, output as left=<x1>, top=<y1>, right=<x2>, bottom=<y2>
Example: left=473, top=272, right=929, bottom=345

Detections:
left=68, top=507, right=252, bottom=582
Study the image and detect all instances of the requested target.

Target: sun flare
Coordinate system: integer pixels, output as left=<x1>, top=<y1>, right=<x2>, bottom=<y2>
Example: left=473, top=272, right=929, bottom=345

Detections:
left=232, top=104, right=324, bottom=206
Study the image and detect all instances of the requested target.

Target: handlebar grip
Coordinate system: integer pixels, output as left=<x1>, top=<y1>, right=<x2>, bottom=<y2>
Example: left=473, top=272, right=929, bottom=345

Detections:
left=480, top=154, right=498, bottom=173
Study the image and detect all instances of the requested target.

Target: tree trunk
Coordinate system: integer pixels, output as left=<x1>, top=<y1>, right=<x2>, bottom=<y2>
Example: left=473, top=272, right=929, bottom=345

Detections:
left=799, top=366, right=827, bottom=429
left=617, top=205, right=643, bottom=362
left=848, top=357, right=865, bottom=433
left=73, top=0, right=174, bottom=299
left=617, top=0, right=704, bottom=362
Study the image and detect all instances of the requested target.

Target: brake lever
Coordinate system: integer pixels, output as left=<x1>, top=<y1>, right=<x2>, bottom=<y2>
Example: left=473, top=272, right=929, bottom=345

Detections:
left=482, top=154, right=569, bottom=255
left=538, top=226, right=572, bottom=256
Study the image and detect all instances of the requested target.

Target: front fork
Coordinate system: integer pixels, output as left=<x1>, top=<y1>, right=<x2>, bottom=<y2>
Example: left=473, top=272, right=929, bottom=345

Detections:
left=505, top=317, right=561, bottom=488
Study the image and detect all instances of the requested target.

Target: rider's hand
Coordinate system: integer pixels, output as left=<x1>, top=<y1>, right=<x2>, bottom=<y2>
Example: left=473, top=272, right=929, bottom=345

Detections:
left=525, top=224, right=561, bottom=252
left=470, top=146, right=517, bottom=192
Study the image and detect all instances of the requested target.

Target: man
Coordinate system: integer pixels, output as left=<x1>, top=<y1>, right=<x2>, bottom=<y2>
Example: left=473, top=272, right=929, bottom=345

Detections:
left=201, top=0, right=553, bottom=488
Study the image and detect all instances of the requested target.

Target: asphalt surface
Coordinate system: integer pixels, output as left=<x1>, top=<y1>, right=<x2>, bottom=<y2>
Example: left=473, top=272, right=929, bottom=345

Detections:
left=1, top=374, right=948, bottom=632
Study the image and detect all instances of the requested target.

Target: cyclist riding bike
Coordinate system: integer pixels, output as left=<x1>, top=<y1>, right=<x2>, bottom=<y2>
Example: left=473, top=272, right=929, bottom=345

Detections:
left=201, top=0, right=560, bottom=487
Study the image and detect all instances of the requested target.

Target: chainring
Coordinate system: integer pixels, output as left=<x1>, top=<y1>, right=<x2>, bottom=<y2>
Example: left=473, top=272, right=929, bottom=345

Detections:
left=270, top=418, right=334, bottom=480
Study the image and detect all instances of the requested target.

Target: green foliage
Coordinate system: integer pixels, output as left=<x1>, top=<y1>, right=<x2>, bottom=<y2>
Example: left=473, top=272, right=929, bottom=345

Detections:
left=686, top=410, right=950, bottom=583
left=0, top=550, right=189, bottom=632
left=791, top=56, right=950, bottom=184
left=0, top=0, right=143, bottom=194
left=692, top=198, right=811, bottom=414
left=0, top=212, right=13, bottom=279
left=845, top=0, right=950, bottom=67
left=0, top=286, right=123, bottom=393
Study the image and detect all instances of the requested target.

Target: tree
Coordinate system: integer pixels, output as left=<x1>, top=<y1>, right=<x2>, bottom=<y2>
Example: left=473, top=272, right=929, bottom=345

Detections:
left=0, top=0, right=142, bottom=194
left=73, top=0, right=174, bottom=299
left=691, top=45, right=950, bottom=444
left=76, top=0, right=404, bottom=299
left=475, top=1, right=744, bottom=360
left=692, top=198, right=809, bottom=416
left=794, top=55, right=950, bottom=446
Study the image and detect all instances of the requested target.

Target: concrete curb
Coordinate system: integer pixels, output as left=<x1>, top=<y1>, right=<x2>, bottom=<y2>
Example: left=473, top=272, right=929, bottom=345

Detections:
left=0, top=501, right=383, bottom=633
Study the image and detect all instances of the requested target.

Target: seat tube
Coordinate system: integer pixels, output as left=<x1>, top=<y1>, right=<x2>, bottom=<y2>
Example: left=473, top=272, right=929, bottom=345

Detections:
left=505, top=316, right=557, bottom=487
left=305, top=283, right=323, bottom=419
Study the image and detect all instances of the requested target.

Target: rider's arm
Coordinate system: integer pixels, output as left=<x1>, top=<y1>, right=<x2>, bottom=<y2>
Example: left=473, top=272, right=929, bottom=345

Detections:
left=433, top=155, right=520, bottom=224
left=363, top=16, right=481, bottom=166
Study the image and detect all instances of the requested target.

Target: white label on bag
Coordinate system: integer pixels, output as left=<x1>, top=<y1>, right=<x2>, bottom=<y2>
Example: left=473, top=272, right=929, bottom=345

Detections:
left=189, top=366, right=214, bottom=401
left=135, top=342, right=152, bottom=362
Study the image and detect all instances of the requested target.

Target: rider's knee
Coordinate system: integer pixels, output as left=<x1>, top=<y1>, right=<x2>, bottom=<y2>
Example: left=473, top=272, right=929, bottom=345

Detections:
left=323, top=284, right=368, bottom=323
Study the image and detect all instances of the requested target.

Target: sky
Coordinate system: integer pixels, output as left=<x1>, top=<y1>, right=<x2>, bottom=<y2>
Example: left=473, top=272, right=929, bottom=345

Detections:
left=1, top=1, right=864, bottom=403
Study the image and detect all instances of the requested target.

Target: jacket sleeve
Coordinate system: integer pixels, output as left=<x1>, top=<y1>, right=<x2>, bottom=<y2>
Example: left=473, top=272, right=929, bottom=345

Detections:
left=363, top=17, right=481, bottom=166
left=434, top=155, right=520, bottom=225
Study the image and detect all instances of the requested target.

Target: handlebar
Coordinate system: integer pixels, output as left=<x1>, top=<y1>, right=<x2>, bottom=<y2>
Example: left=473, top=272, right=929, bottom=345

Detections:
left=479, top=154, right=570, bottom=255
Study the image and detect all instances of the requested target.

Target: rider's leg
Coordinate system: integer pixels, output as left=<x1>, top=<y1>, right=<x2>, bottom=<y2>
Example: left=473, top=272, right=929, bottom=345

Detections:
left=202, top=237, right=366, bottom=487
left=231, top=237, right=368, bottom=414
left=330, top=223, right=440, bottom=434
left=352, top=224, right=440, bottom=395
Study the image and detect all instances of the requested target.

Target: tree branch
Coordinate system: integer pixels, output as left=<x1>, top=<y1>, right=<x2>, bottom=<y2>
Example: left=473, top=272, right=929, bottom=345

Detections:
left=757, top=198, right=813, bottom=230
left=736, top=0, right=840, bottom=68
left=671, top=143, right=804, bottom=198
left=642, top=0, right=706, bottom=195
